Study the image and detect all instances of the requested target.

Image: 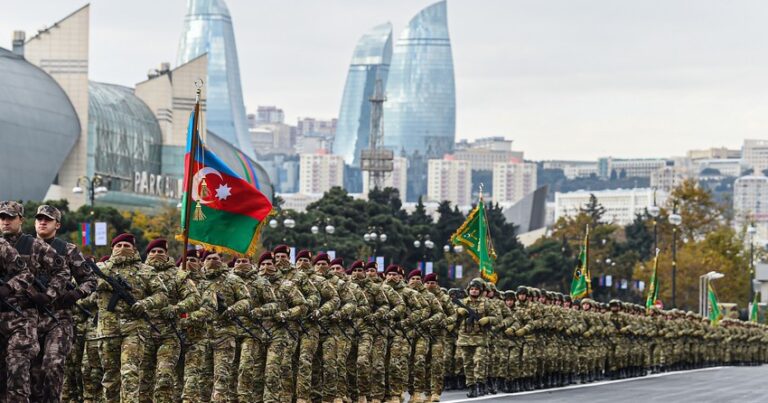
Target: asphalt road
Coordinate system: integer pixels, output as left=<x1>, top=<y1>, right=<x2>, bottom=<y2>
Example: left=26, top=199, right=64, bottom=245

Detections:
left=438, top=365, right=767, bottom=403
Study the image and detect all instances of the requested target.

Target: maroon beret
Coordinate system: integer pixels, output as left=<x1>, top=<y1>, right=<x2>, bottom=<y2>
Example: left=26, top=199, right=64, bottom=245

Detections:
left=227, top=258, right=236, bottom=268
left=200, top=250, right=219, bottom=260
left=384, top=264, right=400, bottom=275
left=423, top=273, right=438, bottom=283
left=111, top=233, right=135, bottom=247
left=407, top=269, right=422, bottom=280
left=349, top=260, right=365, bottom=271
left=365, top=261, right=378, bottom=270
left=258, top=251, right=274, bottom=265
left=296, top=249, right=312, bottom=261
left=273, top=244, right=290, bottom=255
left=145, top=238, right=168, bottom=254
left=313, top=252, right=330, bottom=265
left=330, top=257, right=344, bottom=267
left=98, top=255, right=110, bottom=263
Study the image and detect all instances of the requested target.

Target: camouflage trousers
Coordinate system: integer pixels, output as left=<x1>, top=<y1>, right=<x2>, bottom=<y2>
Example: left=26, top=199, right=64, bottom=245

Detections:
left=443, top=336, right=461, bottom=378
left=315, top=331, right=341, bottom=401
left=236, top=335, right=267, bottom=402
left=459, top=344, right=487, bottom=386
left=138, top=336, right=181, bottom=403
left=279, top=326, right=299, bottom=402
left=428, top=336, right=445, bottom=397
left=520, top=337, right=536, bottom=378
left=264, top=329, right=291, bottom=403
left=335, top=329, right=352, bottom=400
left=98, top=333, right=144, bottom=403
left=344, top=332, right=358, bottom=401
left=409, top=334, right=429, bottom=395
left=354, top=332, right=374, bottom=399
left=30, top=312, right=74, bottom=403
left=207, top=335, right=237, bottom=402
left=295, top=325, right=319, bottom=402
left=0, top=309, right=40, bottom=403
left=181, top=338, right=209, bottom=403
left=81, top=338, right=102, bottom=402
left=385, top=334, right=409, bottom=400
left=369, top=331, right=388, bottom=401
left=61, top=327, right=85, bottom=403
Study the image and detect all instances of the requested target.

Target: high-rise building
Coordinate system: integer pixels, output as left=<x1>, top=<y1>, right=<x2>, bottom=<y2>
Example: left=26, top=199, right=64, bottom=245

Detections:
left=734, top=175, right=768, bottom=242
left=363, top=156, right=408, bottom=200
left=176, top=0, right=254, bottom=159
left=427, top=158, right=471, bottom=206
left=254, top=106, right=285, bottom=125
left=555, top=188, right=667, bottom=226
left=334, top=23, right=393, bottom=166
left=452, top=137, right=524, bottom=171
left=742, top=140, right=768, bottom=175
left=384, top=1, right=456, bottom=200
left=492, top=161, right=537, bottom=204
left=299, top=152, right=344, bottom=194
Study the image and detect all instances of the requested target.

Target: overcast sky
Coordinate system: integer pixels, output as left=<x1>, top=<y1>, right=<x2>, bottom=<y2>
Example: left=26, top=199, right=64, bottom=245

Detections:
left=3, top=0, right=768, bottom=160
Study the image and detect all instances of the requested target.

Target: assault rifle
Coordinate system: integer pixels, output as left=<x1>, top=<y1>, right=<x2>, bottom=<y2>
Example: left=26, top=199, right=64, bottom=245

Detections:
left=451, top=296, right=480, bottom=327
left=31, top=275, right=59, bottom=324
left=0, top=279, right=22, bottom=315
left=215, top=292, right=271, bottom=340
left=87, top=261, right=162, bottom=336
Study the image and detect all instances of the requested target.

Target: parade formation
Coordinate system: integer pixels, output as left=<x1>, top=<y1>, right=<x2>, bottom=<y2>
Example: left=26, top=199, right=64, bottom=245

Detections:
left=0, top=201, right=763, bottom=403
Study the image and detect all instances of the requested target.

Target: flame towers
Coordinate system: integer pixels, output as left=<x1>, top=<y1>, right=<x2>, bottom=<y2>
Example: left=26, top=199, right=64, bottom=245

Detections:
left=176, top=0, right=255, bottom=159
left=383, top=0, right=456, bottom=200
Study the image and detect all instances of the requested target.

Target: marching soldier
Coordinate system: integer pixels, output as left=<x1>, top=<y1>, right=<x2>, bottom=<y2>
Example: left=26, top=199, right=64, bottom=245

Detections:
left=424, top=273, right=454, bottom=402
left=455, top=278, right=496, bottom=398
left=406, top=270, right=444, bottom=403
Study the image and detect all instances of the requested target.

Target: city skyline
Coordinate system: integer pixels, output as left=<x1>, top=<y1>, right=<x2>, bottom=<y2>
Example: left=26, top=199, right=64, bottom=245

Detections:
left=4, top=1, right=768, bottom=160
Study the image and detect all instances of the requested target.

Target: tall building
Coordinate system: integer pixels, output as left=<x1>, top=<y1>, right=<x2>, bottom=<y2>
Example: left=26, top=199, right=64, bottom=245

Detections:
left=176, top=0, right=254, bottom=159
left=363, top=156, right=408, bottom=200
left=384, top=1, right=456, bottom=200
left=299, top=153, right=344, bottom=194
left=555, top=188, right=667, bottom=226
left=734, top=175, right=768, bottom=241
left=492, top=161, right=537, bottom=204
left=253, top=106, right=285, bottom=125
left=427, top=158, right=471, bottom=206
left=650, top=166, right=689, bottom=192
left=334, top=23, right=393, bottom=166
left=452, top=137, right=524, bottom=171
left=598, top=157, right=668, bottom=179
left=742, top=139, right=768, bottom=175
left=687, top=147, right=740, bottom=161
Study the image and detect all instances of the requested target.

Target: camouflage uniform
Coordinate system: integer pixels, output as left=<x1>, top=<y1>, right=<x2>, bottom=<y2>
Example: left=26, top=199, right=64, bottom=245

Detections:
left=408, top=278, right=445, bottom=402
left=90, top=250, right=168, bottom=403
left=350, top=271, right=390, bottom=403
left=386, top=276, right=427, bottom=402
left=79, top=295, right=102, bottom=402
left=179, top=258, right=210, bottom=403
left=193, top=260, right=250, bottom=402
left=426, top=284, right=455, bottom=400
left=374, top=279, right=405, bottom=403
left=318, top=267, right=358, bottom=402
left=139, top=255, right=200, bottom=403
left=456, top=278, right=496, bottom=398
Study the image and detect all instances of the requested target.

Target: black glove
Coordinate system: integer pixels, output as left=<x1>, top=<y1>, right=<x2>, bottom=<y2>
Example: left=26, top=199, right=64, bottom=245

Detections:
left=0, top=284, right=13, bottom=299
left=28, top=289, right=52, bottom=307
left=59, top=290, right=82, bottom=308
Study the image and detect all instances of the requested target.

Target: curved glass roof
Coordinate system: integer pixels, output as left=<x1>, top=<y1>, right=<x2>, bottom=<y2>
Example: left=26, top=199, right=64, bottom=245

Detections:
left=0, top=47, right=80, bottom=200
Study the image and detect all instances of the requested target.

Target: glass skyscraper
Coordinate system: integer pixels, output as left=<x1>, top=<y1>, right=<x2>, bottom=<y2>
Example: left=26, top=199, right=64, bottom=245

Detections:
left=176, top=0, right=255, bottom=160
left=334, top=22, right=393, bottom=167
left=383, top=0, right=456, bottom=200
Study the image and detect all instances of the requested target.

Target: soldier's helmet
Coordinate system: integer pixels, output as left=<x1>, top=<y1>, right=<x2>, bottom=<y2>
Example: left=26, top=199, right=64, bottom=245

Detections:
left=556, top=293, right=564, bottom=302
left=502, top=290, right=516, bottom=300
left=448, top=288, right=462, bottom=298
left=487, top=282, right=498, bottom=294
left=608, top=299, right=621, bottom=308
left=516, top=285, right=529, bottom=295
left=564, top=295, right=572, bottom=303
left=467, top=278, right=486, bottom=292
left=580, top=298, right=595, bottom=308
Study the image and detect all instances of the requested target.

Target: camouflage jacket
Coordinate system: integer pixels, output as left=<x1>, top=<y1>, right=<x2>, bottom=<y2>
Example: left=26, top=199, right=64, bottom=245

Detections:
left=430, top=287, right=457, bottom=337
left=146, top=256, right=201, bottom=338
left=193, top=264, right=250, bottom=339
left=237, top=272, right=279, bottom=338
left=0, top=237, right=32, bottom=308
left=3, top=232, right=69, bottom=301
left=411, top=283, right=445, bottom=336
left=389, top=280, right=428, bottom=334
left=456, top=296, right=495, bottom=346
left=264, top=271, right=308, bottom=334
left=352, top=276, right=389, bottom=334
left=90, top=252, right=168, bottom=338
left=42, top=237, right=97, bottom=308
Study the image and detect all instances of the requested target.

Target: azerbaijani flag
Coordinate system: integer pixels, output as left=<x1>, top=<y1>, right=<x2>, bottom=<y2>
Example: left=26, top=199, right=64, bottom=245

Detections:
left=177, top=109, right=273, bottom=255
left=81, top=222, right=90, bottom=247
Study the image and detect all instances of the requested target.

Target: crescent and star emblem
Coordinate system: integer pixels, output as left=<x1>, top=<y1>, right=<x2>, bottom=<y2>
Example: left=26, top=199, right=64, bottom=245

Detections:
left=192, top=168, right=233, bottom=203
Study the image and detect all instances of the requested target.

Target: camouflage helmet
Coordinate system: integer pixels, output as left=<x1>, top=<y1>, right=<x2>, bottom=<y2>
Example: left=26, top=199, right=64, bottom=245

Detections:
left=502, top=290, right=517, bottom=300
left=487, top=282, right=499, bottom=294
left=467, top=277, right=485, bottom=292
left=516, top=285, right=529, bottom=295
left=555, top=292, right=564, bottom=302
left=580, top=298, right=595, bottom=308
left=447, top=288, right=462, bottom=298
left=608, top=299, right=621, bottom=308
left=563, top=295, right=572, bottom=303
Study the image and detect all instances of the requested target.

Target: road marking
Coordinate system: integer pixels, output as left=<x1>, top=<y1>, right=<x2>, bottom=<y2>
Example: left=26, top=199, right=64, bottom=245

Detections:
left=443, top=367, right=724, bottom=402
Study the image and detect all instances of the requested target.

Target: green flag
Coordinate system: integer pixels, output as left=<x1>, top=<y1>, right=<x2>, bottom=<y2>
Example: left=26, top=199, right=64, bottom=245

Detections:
left=750, top=292, right=760, bottom=323
left=708, top=282, right=722, bottom=326
left=451, top=200, right=497, bottom=283
left=570, top=227, right=590, bottom=299
left=645, top=249, right=660, bottom=310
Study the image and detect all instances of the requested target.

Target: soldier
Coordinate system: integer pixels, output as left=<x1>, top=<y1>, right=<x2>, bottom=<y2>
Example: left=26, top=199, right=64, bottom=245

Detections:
left=89, top=233, right=168, bottom=402
left=258, top=250, right=308, bottom=403
left=424, top=273, right=454, bottom=402
left=406, top=270, right=444, bottom=403
left=444, top=288, right=464, bottom=391
left=498, top=291, right=521, bottom=392
left=189, top=250, right=250, bottom=402
left=373, top=265, right=405, bottom=403
left=455, top=278, right=496, bottom=398
left=296, top=253, right=340, bottom=403
left=483, top=283, right=506, bottom=393
left=29, top=205, right=97, bottom=403
left=139, top=238, right=201, bottom=403
left=81, top=256, right=109, bottom=403
left=232, top=252, right=277, bottom=402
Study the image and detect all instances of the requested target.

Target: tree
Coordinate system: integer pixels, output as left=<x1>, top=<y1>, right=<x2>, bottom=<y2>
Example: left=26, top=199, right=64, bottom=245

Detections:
left=580, top=194, right=606, bottom=224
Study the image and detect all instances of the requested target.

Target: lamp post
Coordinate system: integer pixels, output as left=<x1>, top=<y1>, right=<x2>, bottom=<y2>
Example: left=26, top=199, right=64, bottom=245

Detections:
left=311, top=218, right=335, bottom=251
left=72, top=175, right=108, bottom=252
left=364, top=226, right=387, bottom=256
left=266, top=215, right=296, bottom=249
left=647, top=190, right=661, bottom=252
left=669, top=202, right=682, bottom=308
left=414, top=234, right=434, bottom=265
left=699, top=271, right=725, bottom=316
left=748, top=224, right=757, bottom=305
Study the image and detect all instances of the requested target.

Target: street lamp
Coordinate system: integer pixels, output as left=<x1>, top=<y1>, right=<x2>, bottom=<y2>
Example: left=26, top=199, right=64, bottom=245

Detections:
left=699, top=271, right=725, bottom=316
left=364, top=226, right=387, bottom=256
left=647, top=190, right=660, bottom=252
left=669, top=202, right=682, bottom=308
left=748, top=224, right=757, bottom=305
left=72, top=175, right=107, bottom=252
left=311, top=218, right=335, bottom=250
left=414, top=234, right=434, bottom=264
left=265, top=214, right=296, bottom=248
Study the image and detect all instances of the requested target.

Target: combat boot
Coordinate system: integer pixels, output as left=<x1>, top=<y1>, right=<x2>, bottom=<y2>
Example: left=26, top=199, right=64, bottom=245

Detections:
left=488, top=378, right=497, bottom=394
left=429, top=393, right=441, bottom=402
left=408, top=392, right=425, bottom=403
left=466, top=384, right=479, bottom=398
left=357, top=397, right=368, bottom=403
left=457, top=375, right=466, bottom=390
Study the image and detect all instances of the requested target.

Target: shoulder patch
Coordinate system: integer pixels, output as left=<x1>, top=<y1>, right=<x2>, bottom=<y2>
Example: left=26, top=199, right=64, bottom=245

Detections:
left=54, top=256, right=65, bottom=267
left=14, top=256, right=26, bottom=269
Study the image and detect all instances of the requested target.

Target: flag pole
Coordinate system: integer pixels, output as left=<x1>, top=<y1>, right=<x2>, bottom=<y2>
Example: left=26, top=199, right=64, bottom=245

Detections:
left=181, top=80, right=203, bottom=271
